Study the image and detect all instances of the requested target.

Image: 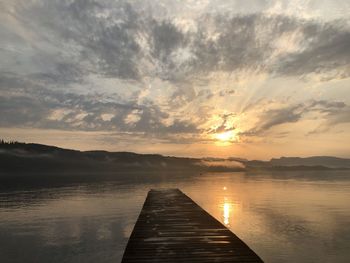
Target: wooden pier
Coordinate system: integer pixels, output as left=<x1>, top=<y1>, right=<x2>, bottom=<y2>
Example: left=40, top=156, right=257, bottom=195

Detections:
left=122, top=189, right=263, bottom=262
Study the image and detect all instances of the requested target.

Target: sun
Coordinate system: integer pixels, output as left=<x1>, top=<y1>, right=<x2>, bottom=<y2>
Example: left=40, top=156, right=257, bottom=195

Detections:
left=213, top=130, right=239, bottom=146
left=215, top=130, right=237, bottom=143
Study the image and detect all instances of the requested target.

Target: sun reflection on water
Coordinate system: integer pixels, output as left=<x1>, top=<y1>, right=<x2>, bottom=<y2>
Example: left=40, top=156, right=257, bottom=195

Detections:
left=223, top=202, right=231, bottom=225
left=221, top=186, right=233, bottom=226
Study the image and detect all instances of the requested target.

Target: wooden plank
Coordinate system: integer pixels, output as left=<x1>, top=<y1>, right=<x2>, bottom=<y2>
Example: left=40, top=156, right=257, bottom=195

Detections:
left=122, top=189, right=263, bottom=263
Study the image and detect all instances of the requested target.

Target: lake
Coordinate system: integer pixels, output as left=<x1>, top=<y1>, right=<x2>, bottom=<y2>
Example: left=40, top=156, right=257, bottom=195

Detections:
left=0, top=170, right=350, bottom=263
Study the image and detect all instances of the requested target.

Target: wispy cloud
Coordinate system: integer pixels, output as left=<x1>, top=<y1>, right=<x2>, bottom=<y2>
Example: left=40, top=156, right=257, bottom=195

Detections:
left=0, top=0, right=349, bottom=157
left=240, top=100, right=350, bottom=136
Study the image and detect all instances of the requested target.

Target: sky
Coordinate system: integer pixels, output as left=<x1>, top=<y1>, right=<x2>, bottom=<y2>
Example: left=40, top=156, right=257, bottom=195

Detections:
left=0, top=0, right=349, bottom=159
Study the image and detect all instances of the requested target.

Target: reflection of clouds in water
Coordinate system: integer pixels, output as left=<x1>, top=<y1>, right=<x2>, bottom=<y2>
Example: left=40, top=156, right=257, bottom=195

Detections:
left=123, top=222, right=135, bottom=238
left=1, top=171, right=350, bottom=262
left=253, top=207, right=313, bottom=239
left=0, top=217, right=129, bottom=262
left=97, top=223, right=113, bottom=241
left=0, top=183, right=139, bottom=262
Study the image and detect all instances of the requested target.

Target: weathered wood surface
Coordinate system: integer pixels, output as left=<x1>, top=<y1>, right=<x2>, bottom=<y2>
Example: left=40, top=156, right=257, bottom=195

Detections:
left=122, top=189, right=263, bottom=263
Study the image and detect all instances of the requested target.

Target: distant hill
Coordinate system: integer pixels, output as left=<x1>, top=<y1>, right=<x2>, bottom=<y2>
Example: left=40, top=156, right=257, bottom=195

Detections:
left=269, top=156, right=350, bottom=168
left=0, top=141, right=243, bottom=175
left=244, top=156, right=350, bottom=170
left=1, top=141, right=349, bottom=176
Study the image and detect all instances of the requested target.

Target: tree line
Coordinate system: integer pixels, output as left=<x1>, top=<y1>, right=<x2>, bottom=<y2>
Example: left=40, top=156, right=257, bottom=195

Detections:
left=0, top=139, right=21, bottom=145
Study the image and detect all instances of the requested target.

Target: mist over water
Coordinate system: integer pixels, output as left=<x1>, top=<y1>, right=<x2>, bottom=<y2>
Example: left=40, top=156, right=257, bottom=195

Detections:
left=1, top=171, right=350, bottom=263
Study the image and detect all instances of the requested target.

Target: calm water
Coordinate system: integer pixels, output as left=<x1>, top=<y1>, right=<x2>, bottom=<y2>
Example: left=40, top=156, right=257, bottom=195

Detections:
left=1, top=171, right=350, bottom=263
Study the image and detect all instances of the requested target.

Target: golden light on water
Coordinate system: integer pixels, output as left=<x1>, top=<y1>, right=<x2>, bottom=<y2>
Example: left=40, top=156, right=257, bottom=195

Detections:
left=223, top=202, right=231, bottom=225
left=221, top=186, right=233, bottom=226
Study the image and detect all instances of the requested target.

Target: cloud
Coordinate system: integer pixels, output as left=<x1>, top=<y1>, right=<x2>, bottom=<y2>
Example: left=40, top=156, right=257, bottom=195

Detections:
left=276, top=23, right=350, bottom=79
left=0, top=73, right=199, bottom=138
left=309, top=100, right=346, bottom=113
left=190, top=14, right=349, bottom=79
left=207, top=113, right=236, bottom=134
left=219, top=89, right=235, bottom=97
left=0, top=0, right=349, bottom=149
left=325, top=107, right=350, bottom=126
left=0, top=95, right=48, bottom=126
left=2, top=0, right=142, bottom=80
left=241, top=100, right=350, bottom=136
left=3, top=1, right=349, bottom=83
left=243, top=104, right=305, bottom=136
left=152, top=21, right=185, bottom=61
left=309, top=104, right=350, bottom=134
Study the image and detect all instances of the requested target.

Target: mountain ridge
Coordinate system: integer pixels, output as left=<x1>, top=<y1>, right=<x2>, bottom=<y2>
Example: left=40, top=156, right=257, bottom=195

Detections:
left=1, top=141, right=349, bottom=174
